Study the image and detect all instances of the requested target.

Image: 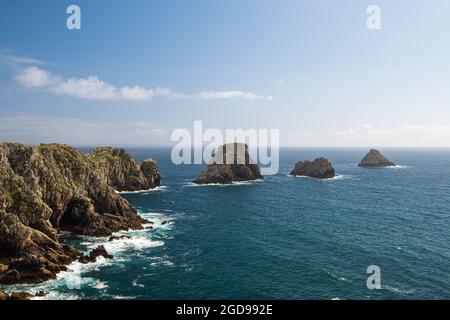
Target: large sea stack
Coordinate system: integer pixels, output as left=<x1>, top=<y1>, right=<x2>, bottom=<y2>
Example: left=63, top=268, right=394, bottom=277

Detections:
left=358, top=149, right=395, bottom=167
left=290, top=157, right=336, bottom=179
left=194, top=143, right=263, bottom=184
left=0, top=143, right=160, bottom=285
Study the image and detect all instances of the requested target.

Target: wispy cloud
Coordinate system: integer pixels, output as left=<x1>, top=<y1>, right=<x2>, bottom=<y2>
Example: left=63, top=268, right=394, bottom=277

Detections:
left=337, top=124, right=450, bottom=136
left=0, top=114, right=169, bottom=145
left=0, top=49, right=44, bottom=67
left=336, top=124, right=380, bottom=135
left=13, top=63, right=273, bottom=102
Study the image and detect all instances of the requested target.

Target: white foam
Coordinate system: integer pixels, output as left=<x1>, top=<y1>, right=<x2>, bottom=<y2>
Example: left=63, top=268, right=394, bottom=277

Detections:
left=92, top=280, right=109, bottom=290
left=132, top=279, right=145, bottom=288
left=289, top=174, right=349, bottom=181
left=115, top=186, right=168, bottom=195
left=149, top=256, right=174, bottom=267
left=388, top=165, right=411, bottom=169
left=92, top=237, right=164, bottom=255
left=184, top=179, right=263, bottom=188
left=382, top=285, right=415, bottom=295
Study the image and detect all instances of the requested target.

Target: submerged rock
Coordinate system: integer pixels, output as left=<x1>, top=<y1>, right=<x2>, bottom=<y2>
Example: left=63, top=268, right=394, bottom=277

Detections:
left=358, top=149, right=395, bottom=167
left=193, top=143, right=263, bottom=184
left=108, top=235, right=132, bottom=242
left=0, top=142, right=160, bottom=285
left=79, top=245, right=113, bottom=264
left=290, top=157, right=336, bottom=179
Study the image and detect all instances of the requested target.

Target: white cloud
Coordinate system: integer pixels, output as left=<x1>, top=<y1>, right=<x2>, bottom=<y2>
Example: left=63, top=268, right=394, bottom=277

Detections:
left=13, top=65, right=273, bottom=102
left=337, top=124, right=450, bottom=137
left=336, top=124, right=380, bottom=135
left=15, top=67, right=59, bottom=88
left=196, top=90, right=269, bottom=101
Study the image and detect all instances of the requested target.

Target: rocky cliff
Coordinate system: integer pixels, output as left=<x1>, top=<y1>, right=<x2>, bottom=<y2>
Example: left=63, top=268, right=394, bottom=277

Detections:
left=89, top=147, right=161, bottom=191
left=194, top=143, right=263, bottom=184
left=290, top=157, right=336, bottom=179
left=0, top=143, right=160, bottom=285
left=358, top=149, right=395, bottom=167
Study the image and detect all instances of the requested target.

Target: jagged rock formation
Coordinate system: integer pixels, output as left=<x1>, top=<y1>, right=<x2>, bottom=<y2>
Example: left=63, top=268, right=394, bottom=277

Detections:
left=358, top=149, right=395, bottom=167
left=290, top=157, right=336, bottom=179
left=194, top=143, right=263, bottom=184
left=0, top=143, right=160, bottom=285
left=90, top=147, right=161, bottom=191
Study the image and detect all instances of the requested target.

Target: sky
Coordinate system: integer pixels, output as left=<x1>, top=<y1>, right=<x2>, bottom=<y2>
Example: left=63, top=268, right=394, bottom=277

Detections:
left=1, top=0, right=450, bottom=147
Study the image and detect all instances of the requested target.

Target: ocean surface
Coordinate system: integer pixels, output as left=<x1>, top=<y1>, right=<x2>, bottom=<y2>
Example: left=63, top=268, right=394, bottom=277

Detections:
left=3, top=148, right=450, bottom=300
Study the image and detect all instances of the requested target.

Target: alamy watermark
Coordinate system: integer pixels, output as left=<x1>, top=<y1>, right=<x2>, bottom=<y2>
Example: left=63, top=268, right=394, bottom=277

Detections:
left=66, top=5, right=81, bottom=30
left=367, top=265, right=381, bottom=290
left=367, top=5, right=381, bottom=30
left=171, top=121, right=280, bottom=175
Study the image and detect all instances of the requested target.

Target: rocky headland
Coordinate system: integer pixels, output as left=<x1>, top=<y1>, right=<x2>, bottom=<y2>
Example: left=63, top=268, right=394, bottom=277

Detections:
left=194, top=143, right=263, bottom=184
left=0, top=143, right=160, bottom=286
left=358, top=149, right=395, bottom=167
left=290, top=157, right=336, bottom=179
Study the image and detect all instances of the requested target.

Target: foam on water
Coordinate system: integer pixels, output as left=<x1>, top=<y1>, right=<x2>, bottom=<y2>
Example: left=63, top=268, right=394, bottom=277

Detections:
left=93, top=237, right=164, bottom=255
left=183, top=179, right=263, bottom=188
left=115, top=186, right=168, bottom=195
left=288, top=174, right=350, bottom=181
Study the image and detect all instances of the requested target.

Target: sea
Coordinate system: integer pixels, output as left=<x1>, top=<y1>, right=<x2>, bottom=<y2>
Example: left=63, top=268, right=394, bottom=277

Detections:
left=2, top=148, right=450, bottom=300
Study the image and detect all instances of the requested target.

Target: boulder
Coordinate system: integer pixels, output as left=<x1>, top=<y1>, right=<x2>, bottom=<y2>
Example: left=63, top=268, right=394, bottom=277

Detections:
left=290, top=157, right=336, bottom=179
left=194, top=143, right=263, bottom=184
left=358, top=149, right=395, bottom=167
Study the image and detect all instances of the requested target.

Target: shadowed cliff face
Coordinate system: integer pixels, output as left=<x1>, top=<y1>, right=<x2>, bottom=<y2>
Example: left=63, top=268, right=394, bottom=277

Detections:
left=0, top=143, right=160, bottom=285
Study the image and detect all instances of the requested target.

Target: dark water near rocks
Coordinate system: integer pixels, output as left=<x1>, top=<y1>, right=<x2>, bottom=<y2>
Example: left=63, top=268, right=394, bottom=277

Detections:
left=4, top=148, right=450, bottom=300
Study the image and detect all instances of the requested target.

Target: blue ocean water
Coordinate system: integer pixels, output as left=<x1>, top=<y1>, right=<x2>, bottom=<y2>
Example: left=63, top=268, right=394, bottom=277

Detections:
left=4, top=148, right=450, bottom=300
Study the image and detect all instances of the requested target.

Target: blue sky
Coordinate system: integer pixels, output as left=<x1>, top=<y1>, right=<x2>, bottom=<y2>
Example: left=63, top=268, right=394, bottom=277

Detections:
left=1, top=0, right=450, bottom=146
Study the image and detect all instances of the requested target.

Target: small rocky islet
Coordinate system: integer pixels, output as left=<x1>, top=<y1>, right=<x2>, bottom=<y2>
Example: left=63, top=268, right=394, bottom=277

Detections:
left=358, top=149, right=395, bottom=168
left=193, top=143, right=263, bottom=185
left=290, top=157, right=336, bottom=179
left=0, top=143, right=161, bottom=292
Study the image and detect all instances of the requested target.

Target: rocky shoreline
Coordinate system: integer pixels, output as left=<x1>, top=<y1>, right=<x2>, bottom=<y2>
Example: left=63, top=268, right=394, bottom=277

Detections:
left=0, top=143, right=161, bottom=291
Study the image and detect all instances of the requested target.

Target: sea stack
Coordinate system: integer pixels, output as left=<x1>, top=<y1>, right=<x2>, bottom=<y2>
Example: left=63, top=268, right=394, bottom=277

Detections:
left=290, top=157, right=336, bottom=179
left=358, top=149, right=395, bottom=167
left=193, top=143, right=263, bottom=184
left=0, top=143, right=160, bottom=285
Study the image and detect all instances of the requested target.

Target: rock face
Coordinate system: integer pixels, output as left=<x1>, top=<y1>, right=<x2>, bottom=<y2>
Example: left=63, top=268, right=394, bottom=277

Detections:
left=193, top=143, right=263, bottom=184
left=358, top=149, right=395, bottom=167
left=89, top=147, right=161, bottom=191
left=0, top=143, right=160, bottom=285
left=290, top=157, right=335, bottom=179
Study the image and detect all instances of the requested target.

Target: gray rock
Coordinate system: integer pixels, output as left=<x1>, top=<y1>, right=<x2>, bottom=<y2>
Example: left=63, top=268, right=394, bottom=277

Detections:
left=290, top=157, right=336, bottom=179
left=358, top=149, right=395, bottom=167
left=194, top=143, right=263, bottom=184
